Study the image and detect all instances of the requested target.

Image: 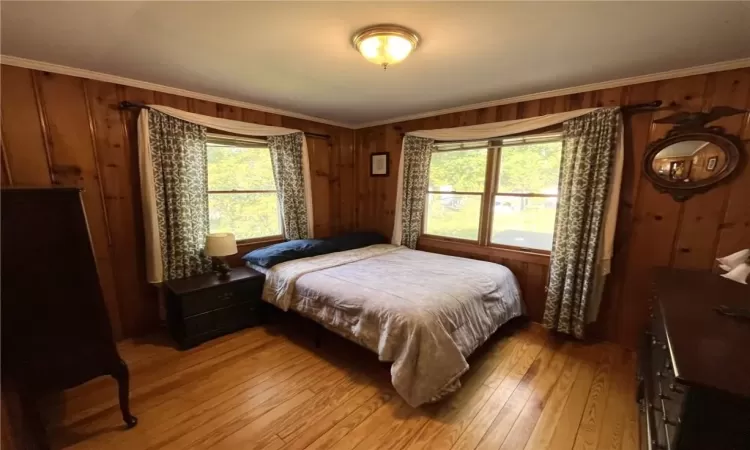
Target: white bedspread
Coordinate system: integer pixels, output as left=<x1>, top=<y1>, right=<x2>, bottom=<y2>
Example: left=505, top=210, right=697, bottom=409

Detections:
left=258, top=244, right=523, bottom=407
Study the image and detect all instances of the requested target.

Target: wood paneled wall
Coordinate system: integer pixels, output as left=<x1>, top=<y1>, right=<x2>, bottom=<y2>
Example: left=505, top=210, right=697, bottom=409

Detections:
left=2, top=63, right=748, bottom=348
left=0, top=65, right=356, bottom=340
left=353, top=68, right=750, bottom=348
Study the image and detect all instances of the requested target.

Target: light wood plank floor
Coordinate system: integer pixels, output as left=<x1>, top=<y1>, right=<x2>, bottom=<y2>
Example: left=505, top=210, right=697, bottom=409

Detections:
left=46, top=318, right=639, bottom=450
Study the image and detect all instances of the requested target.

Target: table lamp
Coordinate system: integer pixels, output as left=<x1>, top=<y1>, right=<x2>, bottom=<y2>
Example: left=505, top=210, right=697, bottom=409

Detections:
left=205, top=233, right=237, bottom=280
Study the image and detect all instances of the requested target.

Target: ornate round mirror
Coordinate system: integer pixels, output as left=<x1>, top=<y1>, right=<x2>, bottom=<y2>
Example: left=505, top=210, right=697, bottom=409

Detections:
left=643, top=131, right=742, bottom=201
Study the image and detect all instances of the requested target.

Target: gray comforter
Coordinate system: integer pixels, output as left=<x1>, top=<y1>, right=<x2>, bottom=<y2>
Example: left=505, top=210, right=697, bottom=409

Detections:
left=257, top=244, right=523, bottom=407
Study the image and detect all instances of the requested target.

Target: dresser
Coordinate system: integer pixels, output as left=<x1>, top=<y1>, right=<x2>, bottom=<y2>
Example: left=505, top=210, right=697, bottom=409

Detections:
left=1, top=188, right=137, bottom=449
left=165, top=267, right=265, bottom=349
left=638, top=268, right=750, bottom=450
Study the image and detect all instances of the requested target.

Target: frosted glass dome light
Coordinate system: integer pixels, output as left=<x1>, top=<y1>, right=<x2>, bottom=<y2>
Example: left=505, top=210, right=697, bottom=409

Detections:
left=353, top=24, right=420, bottom=70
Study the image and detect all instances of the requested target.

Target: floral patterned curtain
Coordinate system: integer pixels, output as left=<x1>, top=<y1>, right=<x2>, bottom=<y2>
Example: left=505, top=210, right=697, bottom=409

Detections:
left=398, top=136, right=435, bottom=248
left=148, top=110, right=212, bottom=280
left=543, top=108, right=620, bottom=338
left=268, top=132, right=309, bottom=240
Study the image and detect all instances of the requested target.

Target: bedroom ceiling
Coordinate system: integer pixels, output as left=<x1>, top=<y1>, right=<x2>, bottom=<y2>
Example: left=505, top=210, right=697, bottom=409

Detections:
left=1, top=1, right=749, bottom=127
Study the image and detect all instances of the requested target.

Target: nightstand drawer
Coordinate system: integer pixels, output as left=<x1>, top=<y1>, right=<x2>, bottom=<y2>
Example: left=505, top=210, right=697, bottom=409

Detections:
left=180, top=279, right=262, bottom=318
left=165, top=267, right=266, bottom=349
left=182, top=301, right=259, bottom=344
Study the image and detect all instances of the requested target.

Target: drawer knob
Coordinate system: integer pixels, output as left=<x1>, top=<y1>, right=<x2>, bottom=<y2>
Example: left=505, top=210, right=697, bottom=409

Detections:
left=669, top=383, right=684, bottom=394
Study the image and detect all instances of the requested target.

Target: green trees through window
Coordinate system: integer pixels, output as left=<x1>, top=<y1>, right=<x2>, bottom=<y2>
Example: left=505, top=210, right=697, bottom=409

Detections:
left=206, top=139, right=281, bottom=241
left=425, top=138, right=562, bottom=251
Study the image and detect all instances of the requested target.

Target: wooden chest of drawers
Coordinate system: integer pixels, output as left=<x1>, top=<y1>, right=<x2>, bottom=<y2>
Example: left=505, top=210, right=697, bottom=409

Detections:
left=166, top=267, right=265, bottom=349
left=637, top=269, right=750, bottom=450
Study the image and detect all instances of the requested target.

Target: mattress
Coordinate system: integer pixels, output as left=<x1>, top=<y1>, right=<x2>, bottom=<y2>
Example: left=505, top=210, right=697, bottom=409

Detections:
left=253, top=244, right=524, bottom=407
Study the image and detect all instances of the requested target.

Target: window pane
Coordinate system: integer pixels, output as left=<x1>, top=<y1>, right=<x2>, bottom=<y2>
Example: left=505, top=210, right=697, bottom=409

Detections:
left=429, top=149, right=487, bottom=192
left=209, top=193, right=281, bottom=240
left=491, top=195, right=557, bottom=250
left=424, top=194, right=482, bottom=240
left=497, top=141, right=561, bottom=194
left=207, top=145, right=275, bottom=191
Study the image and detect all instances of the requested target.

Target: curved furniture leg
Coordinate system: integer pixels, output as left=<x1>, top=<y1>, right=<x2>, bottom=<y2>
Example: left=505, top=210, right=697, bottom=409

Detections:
left=112, top=359, right=137, bottom=429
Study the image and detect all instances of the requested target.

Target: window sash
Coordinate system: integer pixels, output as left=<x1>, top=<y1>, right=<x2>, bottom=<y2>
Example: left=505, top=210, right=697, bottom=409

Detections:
left=206, top=134, right=280, bottom=241
left=423, top=134, right=561, bottom=253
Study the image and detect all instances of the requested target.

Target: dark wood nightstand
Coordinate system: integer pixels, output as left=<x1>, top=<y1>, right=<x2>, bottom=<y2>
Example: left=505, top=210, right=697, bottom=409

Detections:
left=165, top=267, right=265, bottom=349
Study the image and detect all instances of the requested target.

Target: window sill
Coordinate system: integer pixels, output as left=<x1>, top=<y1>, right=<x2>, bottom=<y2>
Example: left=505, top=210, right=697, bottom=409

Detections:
left=417, top=236, right=551, bottom=266
left=236, top=235, right=284, bottom=247
left=227, top=236, right=285, bottom=267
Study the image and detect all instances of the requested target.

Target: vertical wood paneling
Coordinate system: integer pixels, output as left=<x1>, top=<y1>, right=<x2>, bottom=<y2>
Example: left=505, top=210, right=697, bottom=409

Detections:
left=0, top=66, right=53, bottom=185
left=190, top=99, right=217, bottom=117
left=308, top=137, right=331, bottom=238
left=353, top=69, right=749, bottom=348
left=709, top=71, right=750, bottom=266
left=216, top=104, right=242, bottom=120
left=242, top=108, right=266, bottom=125
left=1, top=136, right=11, bottom=186
left=338, top=130, right=356, bottom=233
left=154, top=92, right=189, bottom=111
left=616, top=75, right=709, bottom=346
left=714, top=86, right=750, bottom=261
left=87, top=79, right=154, bottom=337
left=672, top=72, right=749, bottom=270
left=1, top=65, right=355, bottom=339
left=35, top=71, right=123, bottom=338
left=595, top=81, right=659, bottom=341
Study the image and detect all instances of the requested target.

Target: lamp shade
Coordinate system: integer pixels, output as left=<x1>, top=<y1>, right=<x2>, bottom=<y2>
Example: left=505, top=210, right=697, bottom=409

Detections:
left=205, top=233, right=237, bottom=257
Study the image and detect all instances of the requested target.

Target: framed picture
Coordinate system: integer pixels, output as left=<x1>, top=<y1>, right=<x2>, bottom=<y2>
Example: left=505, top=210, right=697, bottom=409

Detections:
left=707, top=156, right=718, bottom=171
left=370, top=152, right=389, bottom=177
left=669, top=160, right=687, bottom=181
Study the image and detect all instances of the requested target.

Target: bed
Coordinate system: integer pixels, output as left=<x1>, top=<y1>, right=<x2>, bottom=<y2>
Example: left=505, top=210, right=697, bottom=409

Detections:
left=249, top=243, right=524, bottom=407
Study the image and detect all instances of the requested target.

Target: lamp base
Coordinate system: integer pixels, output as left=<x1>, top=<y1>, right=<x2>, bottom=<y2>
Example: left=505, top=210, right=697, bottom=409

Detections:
left=211, top=257, right=231, bottom=280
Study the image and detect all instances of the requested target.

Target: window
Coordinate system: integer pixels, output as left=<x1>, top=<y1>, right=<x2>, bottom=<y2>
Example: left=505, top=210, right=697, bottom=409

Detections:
left=424, top=132, right=562, bottom=252
left=206, top=134, right=282, bottom=241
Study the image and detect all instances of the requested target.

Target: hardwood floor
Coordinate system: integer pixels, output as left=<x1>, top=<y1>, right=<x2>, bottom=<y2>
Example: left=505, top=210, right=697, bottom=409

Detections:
left=46, top=319, right=639, bottom=450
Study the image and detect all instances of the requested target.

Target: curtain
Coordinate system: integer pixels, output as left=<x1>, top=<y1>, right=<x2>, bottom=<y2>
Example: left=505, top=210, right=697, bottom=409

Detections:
left=392, top=107, right=621, bottom=253
left=139, top=107, right=315, bottom=283
left=268, top=132, right=310, bottom=240
left=393, top=136, right=435, bottom=248
left=143, top=110, right=212, bottom=281
left=543, top=108, right=621, bottom=338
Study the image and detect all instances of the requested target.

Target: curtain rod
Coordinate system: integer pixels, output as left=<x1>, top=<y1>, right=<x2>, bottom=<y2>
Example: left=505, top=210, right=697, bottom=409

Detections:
left=396, top=101, right=665, bottom=137
left=118, top=101, right=331, bottom=140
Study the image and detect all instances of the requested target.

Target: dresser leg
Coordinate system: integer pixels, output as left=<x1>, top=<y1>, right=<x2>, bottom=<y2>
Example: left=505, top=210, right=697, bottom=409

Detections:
left=17, top=387, right=50, bottom=450
left=112, top=360, right=138, bottom=429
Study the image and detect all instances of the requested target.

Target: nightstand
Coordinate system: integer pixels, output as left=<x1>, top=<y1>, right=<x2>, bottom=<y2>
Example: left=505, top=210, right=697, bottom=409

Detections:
left=165, top=267, right=265, bottom=349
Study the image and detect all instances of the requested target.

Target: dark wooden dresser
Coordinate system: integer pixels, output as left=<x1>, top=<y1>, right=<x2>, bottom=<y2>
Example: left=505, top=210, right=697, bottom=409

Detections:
left=638, top=268, right=750, bottom=450
left=165, top=267, right=265, bottom=349
left=1, top=188, right=137, bottom=449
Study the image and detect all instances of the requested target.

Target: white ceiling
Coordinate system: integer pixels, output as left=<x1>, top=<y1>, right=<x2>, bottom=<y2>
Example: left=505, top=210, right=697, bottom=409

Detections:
left=2, top=1, right=749, bottom=127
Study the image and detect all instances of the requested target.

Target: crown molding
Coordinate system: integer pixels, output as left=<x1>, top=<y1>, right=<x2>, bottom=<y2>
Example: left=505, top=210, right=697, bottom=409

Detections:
left=0, top=55, right=351, bottom=129
left=352, top=57, right=750, bottom=129
left=3, top=55, right=749, bottom=131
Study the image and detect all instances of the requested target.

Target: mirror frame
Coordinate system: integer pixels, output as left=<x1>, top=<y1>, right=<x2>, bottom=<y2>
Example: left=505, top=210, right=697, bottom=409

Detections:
left=643, top=128, right=742, bottom=201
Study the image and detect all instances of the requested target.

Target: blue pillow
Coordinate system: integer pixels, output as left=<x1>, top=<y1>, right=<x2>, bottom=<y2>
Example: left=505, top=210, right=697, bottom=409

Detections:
left=324, top=232, right=387, bottom=252
left=241, top=239, right=337, bottom=268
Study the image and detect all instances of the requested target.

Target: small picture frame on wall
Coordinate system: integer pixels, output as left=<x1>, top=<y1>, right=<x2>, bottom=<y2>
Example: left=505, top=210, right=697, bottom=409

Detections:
left=707, top=156, right=718, bottom=171
left=370, top=152, right=389, bottom=177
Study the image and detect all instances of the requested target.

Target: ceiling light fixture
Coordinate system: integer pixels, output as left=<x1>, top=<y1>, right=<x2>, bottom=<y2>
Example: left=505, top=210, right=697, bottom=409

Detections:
left=352, top=24, right=420, bottom=70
